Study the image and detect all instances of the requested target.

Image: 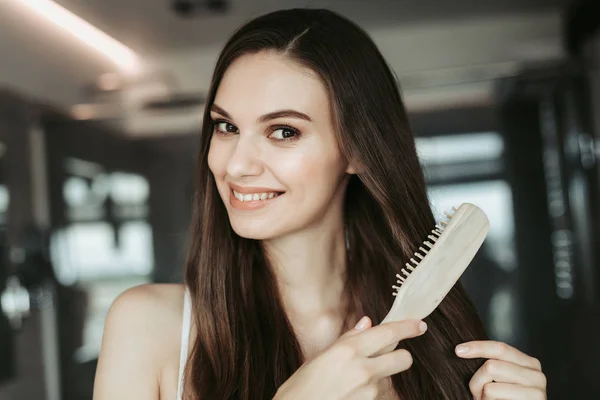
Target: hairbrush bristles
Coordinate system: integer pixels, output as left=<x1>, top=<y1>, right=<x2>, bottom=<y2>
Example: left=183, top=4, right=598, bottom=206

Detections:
left=391, top=205, right=457, bottom=296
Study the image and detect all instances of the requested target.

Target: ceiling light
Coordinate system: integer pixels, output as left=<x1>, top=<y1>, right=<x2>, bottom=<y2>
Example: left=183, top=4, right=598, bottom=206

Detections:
left=12, top=0, right=140, bottom=74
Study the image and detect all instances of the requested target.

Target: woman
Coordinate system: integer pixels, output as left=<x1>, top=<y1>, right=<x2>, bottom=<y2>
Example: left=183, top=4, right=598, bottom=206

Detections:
left=93, top=8, right=547, bottom=400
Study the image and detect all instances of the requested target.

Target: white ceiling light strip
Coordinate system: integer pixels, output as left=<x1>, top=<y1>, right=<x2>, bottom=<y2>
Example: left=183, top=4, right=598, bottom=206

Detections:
left=13, top=0, right=140, bottom=74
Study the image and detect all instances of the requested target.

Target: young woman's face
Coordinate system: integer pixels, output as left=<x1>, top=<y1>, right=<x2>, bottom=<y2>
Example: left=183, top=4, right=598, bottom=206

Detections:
left=208, top=51, right=354, bottom=240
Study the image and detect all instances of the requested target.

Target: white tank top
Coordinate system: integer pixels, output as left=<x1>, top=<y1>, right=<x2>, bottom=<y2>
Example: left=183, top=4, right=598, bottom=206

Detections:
left=176, top=289, right=192, bottom=400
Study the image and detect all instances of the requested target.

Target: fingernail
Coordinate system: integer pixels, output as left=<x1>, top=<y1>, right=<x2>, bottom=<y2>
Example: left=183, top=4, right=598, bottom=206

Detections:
left=419, top=321, right=427, bottom=332
left=354, top=316, right=368, bottom=330
left=455, top=344, right=469, bottom=355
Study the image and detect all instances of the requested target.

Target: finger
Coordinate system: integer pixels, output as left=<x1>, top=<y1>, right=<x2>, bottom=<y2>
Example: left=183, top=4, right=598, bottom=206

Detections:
left=340, top=316, right=373, bottom=339
left=468, top=359, right=547, bottom=398
left=456, top=340, right=542, bottom=370
left=366, top=348, right=413, bottom=378
left=481, top=382, right=546, bottom=400
left=347, top=320, right=426, bottom=356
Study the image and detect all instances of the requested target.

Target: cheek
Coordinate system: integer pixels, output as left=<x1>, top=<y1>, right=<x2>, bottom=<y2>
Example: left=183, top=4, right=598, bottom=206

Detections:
left=207, top=140, right=231, bottom=201
left=272, top=147, right=346, bottom=193
left=207, top=139, right=226, bottom=177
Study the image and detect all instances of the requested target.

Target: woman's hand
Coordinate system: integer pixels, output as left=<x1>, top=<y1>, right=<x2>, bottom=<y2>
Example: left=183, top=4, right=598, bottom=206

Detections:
left=273, top=317, right=427, bottom=400
left=456, top=340, right=547, bottom=400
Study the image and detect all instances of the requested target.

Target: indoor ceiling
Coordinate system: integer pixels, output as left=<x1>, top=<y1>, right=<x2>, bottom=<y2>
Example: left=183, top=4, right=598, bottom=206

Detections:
left=0, top=0, right=572, bottom=120
left=54, top=0, right=570, bottom=57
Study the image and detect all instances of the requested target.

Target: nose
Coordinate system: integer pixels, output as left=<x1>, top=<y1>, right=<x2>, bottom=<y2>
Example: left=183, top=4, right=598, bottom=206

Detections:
left=225, top=134, right=264, bottom=179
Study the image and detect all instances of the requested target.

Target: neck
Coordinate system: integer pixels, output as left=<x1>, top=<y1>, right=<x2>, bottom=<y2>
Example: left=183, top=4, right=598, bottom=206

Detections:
left=262, top=220, right=348, bottom=319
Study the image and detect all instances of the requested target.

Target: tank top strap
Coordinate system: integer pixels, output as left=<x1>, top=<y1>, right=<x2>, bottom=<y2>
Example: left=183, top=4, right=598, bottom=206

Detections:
left=176, top=288, right=192, bottom=400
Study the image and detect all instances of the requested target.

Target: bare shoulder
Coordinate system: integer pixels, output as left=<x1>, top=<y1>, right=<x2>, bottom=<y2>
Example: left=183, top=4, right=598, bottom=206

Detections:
left=93, top=283, right=186, bottom=400
left=108, top=283, right=185, bottom=321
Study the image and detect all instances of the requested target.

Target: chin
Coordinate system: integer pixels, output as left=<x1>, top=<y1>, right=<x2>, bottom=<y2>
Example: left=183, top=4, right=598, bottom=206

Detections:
left=228, top=217, right=282, bottom=240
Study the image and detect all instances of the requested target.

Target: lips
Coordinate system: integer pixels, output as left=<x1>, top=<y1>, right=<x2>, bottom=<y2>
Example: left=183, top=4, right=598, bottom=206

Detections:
left=228, top=184, right=285, bottom=210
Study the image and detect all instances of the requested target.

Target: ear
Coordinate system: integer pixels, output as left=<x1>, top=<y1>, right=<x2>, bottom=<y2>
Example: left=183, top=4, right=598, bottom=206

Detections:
left=345, top=162, right=358, bottom=175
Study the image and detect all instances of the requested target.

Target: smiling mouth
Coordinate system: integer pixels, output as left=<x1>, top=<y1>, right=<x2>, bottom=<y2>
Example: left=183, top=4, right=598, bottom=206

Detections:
left=232, top=189, right=284, bottom=202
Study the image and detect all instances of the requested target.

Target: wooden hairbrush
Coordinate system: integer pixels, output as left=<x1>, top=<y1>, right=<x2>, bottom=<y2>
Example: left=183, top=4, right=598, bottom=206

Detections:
left=377, top=203, right=489, bottom=352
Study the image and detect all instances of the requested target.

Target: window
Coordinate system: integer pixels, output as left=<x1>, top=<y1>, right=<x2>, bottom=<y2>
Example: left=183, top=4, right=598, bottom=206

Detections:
left=49, top=158, right=154, bottom=361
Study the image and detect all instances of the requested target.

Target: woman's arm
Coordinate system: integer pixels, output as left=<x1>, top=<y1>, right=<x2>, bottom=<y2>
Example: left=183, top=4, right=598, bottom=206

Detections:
left=93, top=285, right=179, bottom=400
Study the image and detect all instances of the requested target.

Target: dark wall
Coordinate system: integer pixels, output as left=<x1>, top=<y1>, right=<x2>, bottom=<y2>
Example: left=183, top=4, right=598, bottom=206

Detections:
left=137, top=135, right=199, bottom=283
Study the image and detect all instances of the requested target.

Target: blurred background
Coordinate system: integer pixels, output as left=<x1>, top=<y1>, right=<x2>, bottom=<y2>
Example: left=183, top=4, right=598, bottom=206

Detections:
left=0, top=0, right=598, bottom=399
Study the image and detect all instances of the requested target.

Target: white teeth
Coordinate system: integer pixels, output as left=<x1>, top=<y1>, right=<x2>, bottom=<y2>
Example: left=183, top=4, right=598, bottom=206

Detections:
left=233, top=190, right=281, bottom=202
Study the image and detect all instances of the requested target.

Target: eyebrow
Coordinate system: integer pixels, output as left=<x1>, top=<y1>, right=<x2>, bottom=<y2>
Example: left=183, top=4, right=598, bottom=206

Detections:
left=210, top=104, right=312, bottom=123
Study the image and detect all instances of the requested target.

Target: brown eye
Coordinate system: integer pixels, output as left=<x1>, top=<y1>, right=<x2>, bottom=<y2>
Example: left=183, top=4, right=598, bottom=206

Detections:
left=214, top=121, right=239, bottom=134
left=270, top=127, right=299, bottom=141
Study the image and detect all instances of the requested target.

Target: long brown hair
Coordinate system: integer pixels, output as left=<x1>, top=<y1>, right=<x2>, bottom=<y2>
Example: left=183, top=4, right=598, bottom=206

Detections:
left=184, top=8, right=487, bottom=399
